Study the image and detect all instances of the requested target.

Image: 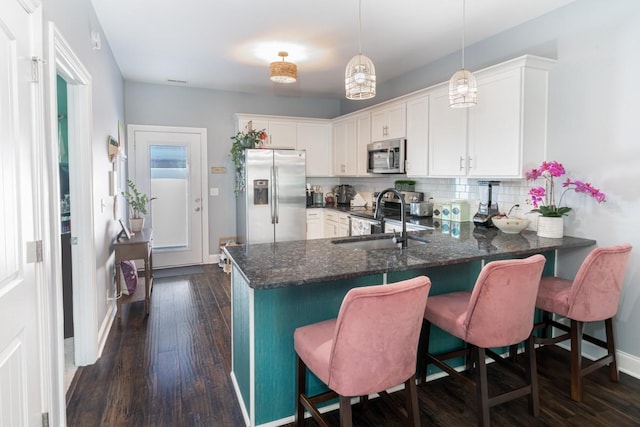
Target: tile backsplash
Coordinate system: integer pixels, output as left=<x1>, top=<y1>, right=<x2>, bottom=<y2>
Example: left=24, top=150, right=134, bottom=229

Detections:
left=307, top=176, right=534, bottom=216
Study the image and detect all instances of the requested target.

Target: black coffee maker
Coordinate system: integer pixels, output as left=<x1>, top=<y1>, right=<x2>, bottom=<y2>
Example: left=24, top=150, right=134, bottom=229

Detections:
left=334, top=185, right=355, bottom=205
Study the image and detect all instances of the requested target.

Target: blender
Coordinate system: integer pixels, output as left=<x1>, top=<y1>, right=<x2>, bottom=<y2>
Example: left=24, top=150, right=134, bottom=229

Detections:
left=473, top=181, right=500, bottom=227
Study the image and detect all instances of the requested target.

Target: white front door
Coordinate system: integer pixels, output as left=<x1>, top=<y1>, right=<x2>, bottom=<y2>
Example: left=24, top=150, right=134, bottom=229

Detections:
left=0, top=0, right=44, bottom=424
left=129, top=125, right=207, bottom=268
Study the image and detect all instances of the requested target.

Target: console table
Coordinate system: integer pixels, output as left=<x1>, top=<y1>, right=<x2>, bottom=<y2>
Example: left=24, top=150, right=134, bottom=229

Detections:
left=115, top=228, right=153, bottom=319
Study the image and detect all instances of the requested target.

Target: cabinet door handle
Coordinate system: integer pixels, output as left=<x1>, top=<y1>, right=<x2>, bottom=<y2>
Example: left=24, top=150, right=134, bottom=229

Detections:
left=459, top=156, right=464, bottom=171
left=468, top=157, right=472, bottom=170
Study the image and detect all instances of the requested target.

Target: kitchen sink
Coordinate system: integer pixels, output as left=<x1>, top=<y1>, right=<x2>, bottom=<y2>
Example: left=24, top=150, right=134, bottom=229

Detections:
left=332, top=236, right=427, bottom=250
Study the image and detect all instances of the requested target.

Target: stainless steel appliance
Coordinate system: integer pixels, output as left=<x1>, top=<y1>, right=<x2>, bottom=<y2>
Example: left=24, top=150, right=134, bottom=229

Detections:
left=349, top=215, right=384, bottom=236
left=473, top=181, right=500, bottom=227
left=236, top=149, right=306, bottom=244
left=334, top=184, right=355, bottom=205
left=410, top=200, right=433, bottom=217
left=378, top=190, right=423, bottom=214
left=367, top=139, right=406, bottom=174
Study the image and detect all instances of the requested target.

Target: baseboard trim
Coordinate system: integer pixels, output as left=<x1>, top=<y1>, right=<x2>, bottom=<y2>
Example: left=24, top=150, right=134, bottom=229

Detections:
left=557, top=340, right=640, bottom=380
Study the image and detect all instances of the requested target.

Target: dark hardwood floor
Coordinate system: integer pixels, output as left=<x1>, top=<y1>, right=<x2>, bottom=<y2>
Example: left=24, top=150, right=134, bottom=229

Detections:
left=67, top=265, right=640, bottom=426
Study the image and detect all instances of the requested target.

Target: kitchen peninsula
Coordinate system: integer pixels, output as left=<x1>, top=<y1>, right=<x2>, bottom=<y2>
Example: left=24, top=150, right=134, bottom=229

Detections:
left=225, top=224, right=595, bottom=426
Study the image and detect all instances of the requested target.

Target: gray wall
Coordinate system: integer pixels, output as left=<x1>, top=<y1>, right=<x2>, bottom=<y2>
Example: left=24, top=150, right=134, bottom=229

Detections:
left=44, top=0, right=125, bottom=339
left=124, top=83, right=341, bottom=255
left=123, top=0, right=640, bottom=365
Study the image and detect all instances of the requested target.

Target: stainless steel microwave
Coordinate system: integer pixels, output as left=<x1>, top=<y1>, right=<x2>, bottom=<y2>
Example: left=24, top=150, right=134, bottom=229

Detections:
left=367, top=138, right=406, bottom=174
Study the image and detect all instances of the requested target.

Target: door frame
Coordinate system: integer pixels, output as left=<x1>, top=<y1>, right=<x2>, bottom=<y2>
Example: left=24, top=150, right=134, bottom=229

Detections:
left=45, top=22, right=98, bottom=425
left=127, top=124, right=209, bottom=267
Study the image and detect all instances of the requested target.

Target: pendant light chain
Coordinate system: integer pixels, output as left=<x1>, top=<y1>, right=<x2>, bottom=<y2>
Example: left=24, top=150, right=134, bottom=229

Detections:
left=462, top=0, right=465, bottom=69
left=358, top=0, right=363, bottom=55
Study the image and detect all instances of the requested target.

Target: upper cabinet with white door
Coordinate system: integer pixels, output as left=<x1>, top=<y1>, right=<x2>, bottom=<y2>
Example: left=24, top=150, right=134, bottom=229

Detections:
left=405, top=94, right=430, bottom=177
left=428, top=85, right=468, bottom=176
left=332, top=112, right=370, bottom=177
left=370, top=100, right=406, bottom=142
left=332, top=116, right=358, bottom=176
left=296, top=121, right=332, bottom=176
left=236, top=114, right=297, bottom=149
left=428, top=55, right=555, bottom=178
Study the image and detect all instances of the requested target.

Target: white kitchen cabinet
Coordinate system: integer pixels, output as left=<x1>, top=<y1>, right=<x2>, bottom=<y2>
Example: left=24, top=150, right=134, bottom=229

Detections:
left=324, top=210, right=349, bottom=238
left=355, top=113, right=371, bottom=176
left=297, top=122, right=332, bottom=176
left=428, top=84, right=468, bottom=176
left=332, top=117, right=358, bottom=176
left=306, top=209, right=324, bottom=240
left=405, top=94, right=430, bottom=177
left=370, top=101, right=406, bottom=142
left=338, top=213, right=350, bottom=237
left=236, top=115, right=296, bottom=149
left=428, top=56, right=554, bottom=178
left=324, top=210, right=339, bottom=238
left=333, top=113, right=370, bottom=177
left=467, top=62, right=551, bottom=178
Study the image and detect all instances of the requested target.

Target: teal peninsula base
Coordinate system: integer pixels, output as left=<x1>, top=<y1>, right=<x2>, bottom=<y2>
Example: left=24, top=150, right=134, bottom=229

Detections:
left=225, top=226, right=595, bottom=426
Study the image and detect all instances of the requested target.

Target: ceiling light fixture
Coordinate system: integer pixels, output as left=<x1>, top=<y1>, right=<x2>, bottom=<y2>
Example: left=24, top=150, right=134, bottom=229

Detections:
left=345, top=0, right=376, bottom=100
left=270, top=51, right=297, bottom=84
left=449, top=0, right=477, bottom=108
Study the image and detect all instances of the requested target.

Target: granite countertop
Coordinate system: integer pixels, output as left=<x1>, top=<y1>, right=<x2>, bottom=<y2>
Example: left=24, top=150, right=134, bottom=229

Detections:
left=224, top=222, right=596, bottom=290
left=314, top=204, right=436, bottom=228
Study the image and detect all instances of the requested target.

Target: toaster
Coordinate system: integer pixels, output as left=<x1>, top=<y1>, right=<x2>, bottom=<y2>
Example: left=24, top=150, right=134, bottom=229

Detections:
left=409, top=201, right=433, bottom=217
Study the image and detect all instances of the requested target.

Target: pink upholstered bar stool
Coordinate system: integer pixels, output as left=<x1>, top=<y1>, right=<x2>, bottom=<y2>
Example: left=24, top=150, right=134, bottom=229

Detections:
left=293, top=276, right=431, bottom=427
left=534, top=243, right=632, bottom=402
left=419, top=255, right=546, bottom=427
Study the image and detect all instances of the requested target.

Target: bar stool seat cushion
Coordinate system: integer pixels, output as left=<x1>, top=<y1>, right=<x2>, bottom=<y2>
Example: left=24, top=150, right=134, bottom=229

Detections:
left=294, top=319, right=336, bottom=386
left=535, top=277, right=572, bottom=317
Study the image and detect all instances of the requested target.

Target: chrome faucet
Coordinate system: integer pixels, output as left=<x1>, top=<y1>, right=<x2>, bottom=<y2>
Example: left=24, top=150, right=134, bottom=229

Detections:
left=374, top=188, right=407, bottom=248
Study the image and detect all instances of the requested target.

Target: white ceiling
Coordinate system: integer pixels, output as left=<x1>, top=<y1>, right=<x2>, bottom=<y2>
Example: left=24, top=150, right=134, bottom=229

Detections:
left=90, top=0, right=575, bottom=99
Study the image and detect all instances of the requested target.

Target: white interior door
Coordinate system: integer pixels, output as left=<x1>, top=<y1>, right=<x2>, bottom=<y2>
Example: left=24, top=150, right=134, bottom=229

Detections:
left=129, top=125, right=207, bottom=268
left=0, top=0, right=44, bottom=424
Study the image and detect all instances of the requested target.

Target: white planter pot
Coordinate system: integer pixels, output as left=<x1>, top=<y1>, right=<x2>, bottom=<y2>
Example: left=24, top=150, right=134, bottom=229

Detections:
left=129, top=217, right=145, bottom=232
left=536, top=216, right=563, bottom=238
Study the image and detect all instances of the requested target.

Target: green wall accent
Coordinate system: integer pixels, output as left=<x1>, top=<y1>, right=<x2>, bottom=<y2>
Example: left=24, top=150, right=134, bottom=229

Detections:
left=57, top=75, right=69, bottom=165
left=231, top=268, right=251, bottom=415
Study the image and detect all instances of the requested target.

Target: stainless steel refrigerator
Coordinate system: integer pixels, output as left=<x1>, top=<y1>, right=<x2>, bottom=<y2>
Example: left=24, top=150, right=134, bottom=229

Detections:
left=236, top=149, right=306, bottom=245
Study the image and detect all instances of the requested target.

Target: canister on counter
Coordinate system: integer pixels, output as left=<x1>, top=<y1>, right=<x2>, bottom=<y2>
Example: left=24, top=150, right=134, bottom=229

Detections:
left=451, top=200, right=472, bottom=222
left=441, top=202, right=452, bottom=221
left=432, top=201, right=443, bottom=220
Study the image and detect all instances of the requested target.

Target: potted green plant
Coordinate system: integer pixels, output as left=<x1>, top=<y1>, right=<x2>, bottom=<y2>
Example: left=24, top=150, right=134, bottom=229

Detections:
left=230, top=129, right=267, bottom=193
left=121, top=179, right=156, bottom=232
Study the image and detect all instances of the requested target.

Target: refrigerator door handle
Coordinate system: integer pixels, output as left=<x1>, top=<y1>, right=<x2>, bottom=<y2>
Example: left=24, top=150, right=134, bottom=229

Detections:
left=273, top=165, right=279, bottom=223
left=270, top=166, right=276, bottom=224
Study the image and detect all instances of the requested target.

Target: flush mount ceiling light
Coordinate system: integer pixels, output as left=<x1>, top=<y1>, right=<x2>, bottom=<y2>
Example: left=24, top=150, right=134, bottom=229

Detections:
left=270, top=51, right=297, bottom=84
left=449, top=0, right=477, bottom=108
left=345, top=0, right=376, bottom=100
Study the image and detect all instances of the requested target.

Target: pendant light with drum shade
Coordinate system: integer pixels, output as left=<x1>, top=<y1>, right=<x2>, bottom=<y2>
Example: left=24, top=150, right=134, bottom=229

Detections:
left=449, top=0, right=477, bottom=108
left=270, top=51, right=297, bottom=83
left=345, top=0, right=376, bottom=100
